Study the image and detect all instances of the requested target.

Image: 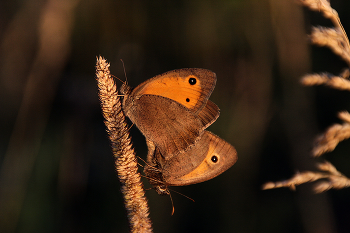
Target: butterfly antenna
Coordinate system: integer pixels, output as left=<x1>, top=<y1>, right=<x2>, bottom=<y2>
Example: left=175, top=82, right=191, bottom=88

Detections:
left=120, top=59, right=128, bottom=84
left=169, top=188, right=195, bottom=202
left=110, top=74, right=125, bottom=97
left=169, top=191, right=175, bottom=215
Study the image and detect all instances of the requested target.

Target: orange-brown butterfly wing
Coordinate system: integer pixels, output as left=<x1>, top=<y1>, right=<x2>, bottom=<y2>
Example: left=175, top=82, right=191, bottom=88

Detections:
left=161, top=131, right=237, bottom=186
left=131, top=68, right=217, bottom=114
left=125, top=94, right=204, bottom=157
left=197, top=100, right=220, bottom=129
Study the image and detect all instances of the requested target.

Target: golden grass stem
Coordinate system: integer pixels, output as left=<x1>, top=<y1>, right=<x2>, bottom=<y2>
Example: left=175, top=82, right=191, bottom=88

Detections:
left=95, top=56, right=152, bottom=233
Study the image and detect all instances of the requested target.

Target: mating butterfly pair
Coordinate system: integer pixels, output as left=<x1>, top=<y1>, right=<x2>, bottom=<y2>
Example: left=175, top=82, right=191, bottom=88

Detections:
left=121, top=68, right=237, bottom=195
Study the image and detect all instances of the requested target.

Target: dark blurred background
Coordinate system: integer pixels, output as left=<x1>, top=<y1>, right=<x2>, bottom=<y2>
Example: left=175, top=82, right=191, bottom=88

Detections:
left=1, top=0, right=350, bottom=232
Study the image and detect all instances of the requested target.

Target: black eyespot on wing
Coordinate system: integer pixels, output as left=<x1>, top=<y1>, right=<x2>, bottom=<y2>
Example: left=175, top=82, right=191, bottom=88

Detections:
left=186, top=98, right=190, bottom=102
left=189, top=77, right=197, bottom=85
left=211, top=155, right=218, bottom=163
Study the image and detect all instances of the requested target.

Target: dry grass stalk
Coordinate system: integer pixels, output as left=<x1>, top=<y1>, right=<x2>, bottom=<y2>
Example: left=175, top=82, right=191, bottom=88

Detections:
left=338, top=111, right=350, bottom=123
left=299, top=0, right=350, bottom=159
left=310, top=26, right=350, bottom=63
left=298, top=0, right=337, bottom=20
left=95, top=56, right=152, bottom=233
left=262, top=161, right=350, bottom=193
left=301, top=72, right=331, bottom=86
left=298, top=0, right=350, bottom=64
left=301, top=71, right=350, bottom=91
left=264, top=0, right=350, bottom=193
left=312, top=111, right=350, bottom=156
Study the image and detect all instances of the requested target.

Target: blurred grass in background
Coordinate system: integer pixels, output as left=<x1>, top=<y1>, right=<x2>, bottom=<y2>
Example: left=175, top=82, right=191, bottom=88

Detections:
left=0, top=0, right=350, bottom=232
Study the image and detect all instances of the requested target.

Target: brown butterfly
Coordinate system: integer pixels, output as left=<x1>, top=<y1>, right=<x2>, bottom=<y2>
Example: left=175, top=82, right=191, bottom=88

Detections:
left=144, top=130, right=238, bottom=195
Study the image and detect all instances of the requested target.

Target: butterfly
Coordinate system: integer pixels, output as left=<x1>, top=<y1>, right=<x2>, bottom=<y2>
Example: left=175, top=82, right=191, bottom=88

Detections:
left=143, top=130, right=237, bottom=195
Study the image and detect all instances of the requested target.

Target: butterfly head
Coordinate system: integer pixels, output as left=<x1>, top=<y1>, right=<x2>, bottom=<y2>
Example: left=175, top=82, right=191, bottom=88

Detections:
left=120, top=81, right=131, bottom=96
left=154, top=185, right=170, bottom=196
left=144, top=164, right=170, bottom=195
